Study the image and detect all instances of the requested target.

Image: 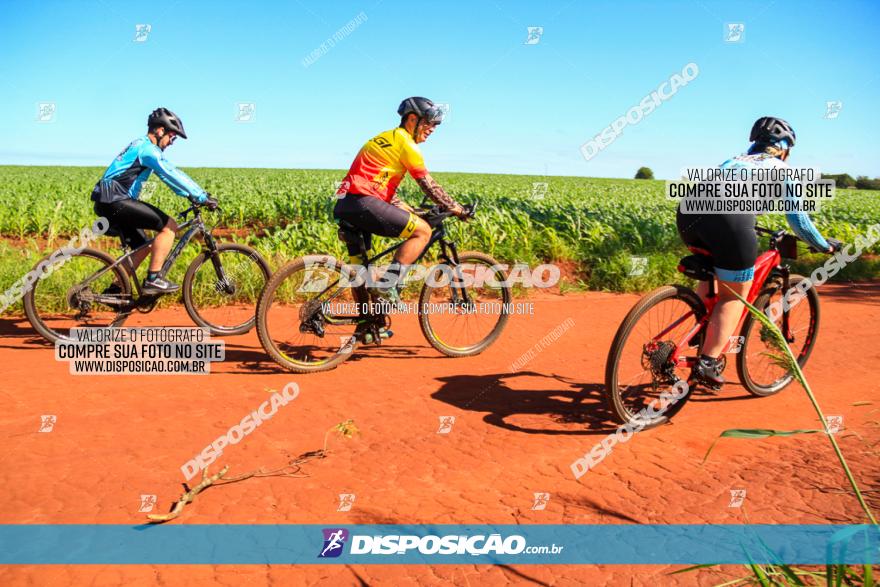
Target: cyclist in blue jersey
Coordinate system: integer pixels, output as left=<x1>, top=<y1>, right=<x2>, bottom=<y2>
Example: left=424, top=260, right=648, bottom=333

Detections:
left=677, top=116, right=842, bottom=389
left=91, top=108, right=218, bottom=294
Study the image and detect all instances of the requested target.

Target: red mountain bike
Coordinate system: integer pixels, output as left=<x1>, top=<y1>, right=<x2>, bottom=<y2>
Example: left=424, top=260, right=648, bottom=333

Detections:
left=604, top=226, right=820, bottom=428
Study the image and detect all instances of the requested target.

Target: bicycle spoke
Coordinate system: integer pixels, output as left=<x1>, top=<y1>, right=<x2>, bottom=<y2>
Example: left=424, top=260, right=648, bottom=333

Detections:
left=419, top=257, right=510, bottom=356
left=741, top=282, right=816, bottom=390
left=609, top=290, right=702, bottom=423
left=186, top=246, right=268, bottom=333
left=259, top=259, right=360, bottom=370
left=28, top=253, right=128, bottom=341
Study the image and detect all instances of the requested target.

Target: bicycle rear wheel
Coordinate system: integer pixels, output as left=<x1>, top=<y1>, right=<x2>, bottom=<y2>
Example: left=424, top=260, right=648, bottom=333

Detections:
left=183, top=243, right=271, bottom=335
left=604, top=285, right=705, bottom=428
left=418, top=251, right=511, bottom=357
left=23, top=248, right=131, bottom=344
left=256, top=255, right=361, bottom=373
left=737, top=274, right=819, bottom=396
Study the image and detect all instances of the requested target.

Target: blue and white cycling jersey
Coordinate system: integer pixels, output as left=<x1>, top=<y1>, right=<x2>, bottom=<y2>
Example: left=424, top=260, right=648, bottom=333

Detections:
left=718, top=153, right=830, bottom=252
left=91, top=136, right=208, bottom=204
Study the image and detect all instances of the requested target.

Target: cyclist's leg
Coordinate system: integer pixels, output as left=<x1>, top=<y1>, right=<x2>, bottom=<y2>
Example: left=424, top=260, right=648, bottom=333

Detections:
left=148, top=216, right=178, bottom=273
left=678, top=210, right=757, bottom=386
left=334, top=195, right=424, bottom=290
left=394, top=215, right=430, bottom=266
left=100, top=199, right=177, bottom=292
left=702, top=276, right=752, bottom=357
left=119, top=200, right=175, bottom=275
left=94, top=200, right=150, bottom=269
left=698, top=215, right=758, bottom=357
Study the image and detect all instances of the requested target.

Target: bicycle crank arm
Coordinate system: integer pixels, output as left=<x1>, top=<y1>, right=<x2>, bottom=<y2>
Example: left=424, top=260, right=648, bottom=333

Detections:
left=90, top=295, right=130, bottom=307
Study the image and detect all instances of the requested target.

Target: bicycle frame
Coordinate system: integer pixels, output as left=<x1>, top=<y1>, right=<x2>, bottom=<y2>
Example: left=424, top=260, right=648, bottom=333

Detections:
left=656, top=247, right=787, bottom=369
left=315, top=212, right=471, bottom=327
left=351, top=215, right=462, bottom=270
left=75, top=208, right=211, bottom=306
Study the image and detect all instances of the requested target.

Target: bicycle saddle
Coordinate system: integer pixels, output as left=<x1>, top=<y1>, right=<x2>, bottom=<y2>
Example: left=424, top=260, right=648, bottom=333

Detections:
left=677, top=254, right=714, bottom=281
left=102, top=225, right=123, bottom=238
left=336, top=220, right=365, bottom=243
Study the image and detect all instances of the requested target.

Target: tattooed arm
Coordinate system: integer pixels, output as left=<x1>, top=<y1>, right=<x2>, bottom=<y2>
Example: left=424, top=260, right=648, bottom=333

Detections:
left=415, top=174, right=466, bottom=217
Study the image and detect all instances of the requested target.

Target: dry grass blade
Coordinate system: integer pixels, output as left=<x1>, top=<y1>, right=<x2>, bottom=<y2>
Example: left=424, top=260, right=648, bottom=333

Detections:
left=724, top=284, right=877, bottom=526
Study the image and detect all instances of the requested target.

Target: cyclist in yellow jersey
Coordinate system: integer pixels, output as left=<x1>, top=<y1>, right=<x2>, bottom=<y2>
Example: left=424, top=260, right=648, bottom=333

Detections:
left=334, top=97, right=468, bottom=306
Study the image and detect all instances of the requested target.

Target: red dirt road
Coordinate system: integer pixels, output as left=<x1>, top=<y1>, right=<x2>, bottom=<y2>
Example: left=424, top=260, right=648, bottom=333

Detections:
left=1, top=284, right=878, bottom=586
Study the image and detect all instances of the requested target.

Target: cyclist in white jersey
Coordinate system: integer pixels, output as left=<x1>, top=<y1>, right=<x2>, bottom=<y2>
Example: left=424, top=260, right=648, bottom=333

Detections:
left=677, top=116, right=841, bottom=388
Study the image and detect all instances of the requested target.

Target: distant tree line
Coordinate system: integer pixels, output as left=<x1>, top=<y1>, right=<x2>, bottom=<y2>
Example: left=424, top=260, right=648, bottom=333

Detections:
left=632, top=168, right=879, bottom=189
left=822, top=173, right=880, bottom=190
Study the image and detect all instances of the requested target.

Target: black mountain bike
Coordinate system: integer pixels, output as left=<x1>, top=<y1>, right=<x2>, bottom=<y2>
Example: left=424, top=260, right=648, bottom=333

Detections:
left=256, top=202, right=511, bottom=373
left=24, top=201, right=271, bottom=343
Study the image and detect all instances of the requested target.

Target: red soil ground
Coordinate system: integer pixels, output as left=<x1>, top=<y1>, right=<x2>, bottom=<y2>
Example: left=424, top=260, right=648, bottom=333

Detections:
left=1, top=284, right=878, bottom=586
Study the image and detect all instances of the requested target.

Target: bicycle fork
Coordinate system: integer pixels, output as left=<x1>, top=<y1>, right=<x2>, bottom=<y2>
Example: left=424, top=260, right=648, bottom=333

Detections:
left=436, top=240, right=474, bottom=308
left=202, top=232, right=235, bottom=294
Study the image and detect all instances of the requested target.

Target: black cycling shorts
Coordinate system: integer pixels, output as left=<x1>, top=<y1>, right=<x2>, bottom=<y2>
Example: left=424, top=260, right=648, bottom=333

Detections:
left=93, top=199, right=171, bottom=249
left=333, top=194, right=418, bottom=256
left=676, top=206, right=758, bottom=282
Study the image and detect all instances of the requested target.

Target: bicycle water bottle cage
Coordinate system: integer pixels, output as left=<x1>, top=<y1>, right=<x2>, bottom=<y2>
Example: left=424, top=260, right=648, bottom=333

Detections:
left=677, top=255, right=715, bottom=281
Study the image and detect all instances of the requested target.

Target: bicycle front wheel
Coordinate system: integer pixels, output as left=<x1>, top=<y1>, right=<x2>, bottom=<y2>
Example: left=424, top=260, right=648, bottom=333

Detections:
left=418, top=251, right=511, bottom=357
left=23, top=248, right=131, bottom=344
left=183, top=243, right=271, bottom=335
left=737, top=274, right=820, bottom=396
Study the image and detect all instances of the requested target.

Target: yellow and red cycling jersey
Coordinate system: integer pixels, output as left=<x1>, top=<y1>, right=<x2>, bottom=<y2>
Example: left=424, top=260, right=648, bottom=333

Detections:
left=339, top=127, right=428, bottom=202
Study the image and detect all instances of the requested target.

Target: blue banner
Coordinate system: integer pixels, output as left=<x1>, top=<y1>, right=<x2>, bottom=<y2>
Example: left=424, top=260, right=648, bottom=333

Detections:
left=0, top=524, right=876, bottom=565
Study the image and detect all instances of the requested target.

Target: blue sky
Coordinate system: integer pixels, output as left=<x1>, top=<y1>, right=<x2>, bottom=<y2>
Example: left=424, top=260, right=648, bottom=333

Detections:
left=1, top=0, right=878, bottom=179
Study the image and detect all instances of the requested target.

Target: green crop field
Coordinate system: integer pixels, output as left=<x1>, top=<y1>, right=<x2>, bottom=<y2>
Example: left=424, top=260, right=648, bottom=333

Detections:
left=0, top=165, right=878, bottom=314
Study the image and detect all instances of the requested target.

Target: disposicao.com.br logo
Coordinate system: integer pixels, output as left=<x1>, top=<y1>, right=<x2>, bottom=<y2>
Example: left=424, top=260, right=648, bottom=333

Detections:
left=317, top=529, right=563, bottom=558
left=318, top=528, right=350, bottom=558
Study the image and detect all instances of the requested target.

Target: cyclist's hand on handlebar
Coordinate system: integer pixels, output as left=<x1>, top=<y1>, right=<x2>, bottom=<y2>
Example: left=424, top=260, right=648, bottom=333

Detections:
left=825, top=237, right=844, bottom=254
left=196, top=193, right=219, bottom=211
left=450, top=203, right=469, bottom=220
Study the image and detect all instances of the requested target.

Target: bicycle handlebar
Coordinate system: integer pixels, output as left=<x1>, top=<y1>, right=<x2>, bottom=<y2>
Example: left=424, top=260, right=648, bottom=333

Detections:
left=415, top=202, right=477, bottom=222
left=754, top=225, right=786, bottom=239
left=755, top=225, right=839, bottom=255
left=178, top=199, right=222, bottom=221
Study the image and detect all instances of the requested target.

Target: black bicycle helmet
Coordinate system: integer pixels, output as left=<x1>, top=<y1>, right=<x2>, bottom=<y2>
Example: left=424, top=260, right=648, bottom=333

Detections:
left=749, top=116, right=795, bottom=148
left=147, top=107, right=188, bottom=139
left=397, top=97, right=444, bottom=125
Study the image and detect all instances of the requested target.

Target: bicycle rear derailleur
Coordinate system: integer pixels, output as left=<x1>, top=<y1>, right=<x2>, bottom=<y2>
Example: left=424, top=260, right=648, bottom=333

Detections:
left=299, top=300, right=326, bottom=337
